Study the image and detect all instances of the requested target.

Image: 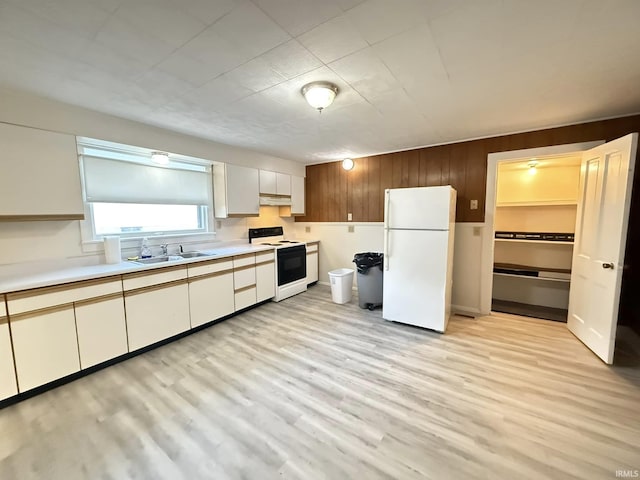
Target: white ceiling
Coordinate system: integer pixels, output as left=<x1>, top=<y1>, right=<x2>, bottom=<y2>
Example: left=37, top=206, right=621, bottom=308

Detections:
left=1, top=0, right=640, bottom=163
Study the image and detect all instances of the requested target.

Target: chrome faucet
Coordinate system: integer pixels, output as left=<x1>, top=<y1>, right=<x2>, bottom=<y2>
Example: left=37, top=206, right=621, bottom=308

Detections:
left=160, top=244, right=168, bottom=256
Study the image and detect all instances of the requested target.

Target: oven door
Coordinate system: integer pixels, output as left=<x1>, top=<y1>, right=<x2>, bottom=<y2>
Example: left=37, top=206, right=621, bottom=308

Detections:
left=277, top=245, right=307, bottom=286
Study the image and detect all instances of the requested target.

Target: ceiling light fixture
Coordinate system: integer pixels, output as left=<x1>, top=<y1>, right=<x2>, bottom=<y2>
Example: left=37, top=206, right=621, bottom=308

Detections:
left=342, top=158, right=354, bottom=171
left=528, top=159, right=538, bottom=175
left=301, top=81, right=339, bottom=113
left=151, top=152, right=170, bottom=165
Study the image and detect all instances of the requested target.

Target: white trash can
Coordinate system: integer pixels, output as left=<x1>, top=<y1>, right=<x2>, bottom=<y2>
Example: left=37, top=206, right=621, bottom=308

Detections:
left=328, top=268, right=354, bottom=304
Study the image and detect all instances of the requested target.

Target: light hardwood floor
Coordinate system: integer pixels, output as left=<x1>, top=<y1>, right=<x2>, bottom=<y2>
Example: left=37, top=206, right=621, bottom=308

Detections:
left=1, top=285, right=639, bottom=480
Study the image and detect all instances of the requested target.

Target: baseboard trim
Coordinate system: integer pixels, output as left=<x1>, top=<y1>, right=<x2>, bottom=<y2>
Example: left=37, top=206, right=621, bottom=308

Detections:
left=452, top=305, right=481, bottom=318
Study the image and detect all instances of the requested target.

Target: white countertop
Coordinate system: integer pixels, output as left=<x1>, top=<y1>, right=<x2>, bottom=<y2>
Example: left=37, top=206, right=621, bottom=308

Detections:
left=0, top=244, right=275, bottom=293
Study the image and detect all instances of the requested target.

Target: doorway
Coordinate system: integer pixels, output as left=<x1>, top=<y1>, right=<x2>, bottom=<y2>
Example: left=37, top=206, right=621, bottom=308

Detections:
left=490, top=153, right=581, bottom=322
left=479, top=141, right=603, bottom=317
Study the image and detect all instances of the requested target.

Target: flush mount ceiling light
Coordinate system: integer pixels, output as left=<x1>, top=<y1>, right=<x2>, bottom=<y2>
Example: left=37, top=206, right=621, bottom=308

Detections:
left=301, top=81, right=339, bottom=112
left=342, top=158, right=354, bottom=171
left=151, top=151, right=170, bottom=165
left=528, top=159, right=538, bottom=175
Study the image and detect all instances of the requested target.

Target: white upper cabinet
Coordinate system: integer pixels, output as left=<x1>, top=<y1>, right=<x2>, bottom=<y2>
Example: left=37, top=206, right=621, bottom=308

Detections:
left=276, top=173, right=291, bottom=196
left=260, top=170, right=291, bottom=196
left=259, top=170, right=277, bottom=195
left=290, top=176, right=305, bottom=215
left=213, top=163, right=260, bottom=217
left=0, top=123, right=84, bottom=221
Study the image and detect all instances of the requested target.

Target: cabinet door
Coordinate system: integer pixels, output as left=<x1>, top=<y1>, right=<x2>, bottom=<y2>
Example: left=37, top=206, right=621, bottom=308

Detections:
left=259, top=170, right=277, bottom=195
left=306, top=251, right=319, bottom=285
left=125, top=282, right=190, bottom=351
left=75, top=295, right=128, bottom=369
left=227, top=164, right=259, bottom=215
left=10, top=305, right=80, bottom=392
left=291, top=176, right=305, bottom=215
left=189, top=272, right=235, bottom=328
left=235, top=287, right=257, bottom=311
left=0, top=302, right=18, bottom=400
left=276, top=173, right=291, bottom=195
left=0, top=123, right=83, bottom=220
left=256, top=260, right=275, bottom=302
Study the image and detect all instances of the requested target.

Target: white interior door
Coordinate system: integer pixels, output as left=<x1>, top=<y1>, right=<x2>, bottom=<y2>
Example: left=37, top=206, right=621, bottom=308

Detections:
left=568, top=133, right=638, bottom=364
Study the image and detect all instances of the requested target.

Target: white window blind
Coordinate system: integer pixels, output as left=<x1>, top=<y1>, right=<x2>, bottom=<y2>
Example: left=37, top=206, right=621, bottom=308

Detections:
left=82, top=156, right=210, bottom=205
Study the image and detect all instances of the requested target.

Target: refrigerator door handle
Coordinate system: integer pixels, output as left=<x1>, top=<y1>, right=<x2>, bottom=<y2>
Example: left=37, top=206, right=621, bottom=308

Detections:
left=384, top=228, right=390, bottom=271
left=384, top=189, right=390, bottom=228
left=384, top=190, right=390, bottom=271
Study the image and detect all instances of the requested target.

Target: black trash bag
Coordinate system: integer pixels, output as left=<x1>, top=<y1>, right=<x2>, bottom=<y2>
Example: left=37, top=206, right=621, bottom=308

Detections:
left=353, top=252, right=384, bottom=274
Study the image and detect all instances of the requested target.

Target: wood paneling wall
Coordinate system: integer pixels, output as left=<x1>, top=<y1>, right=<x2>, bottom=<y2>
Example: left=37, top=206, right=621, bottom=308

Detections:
left=298, top=114, right=640, bottom=223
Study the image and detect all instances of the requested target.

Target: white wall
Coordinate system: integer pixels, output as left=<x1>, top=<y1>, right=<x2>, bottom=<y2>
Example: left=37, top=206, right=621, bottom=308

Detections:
left=0, top=87, right=305, bottom=176
left=0, top=88, right=304, bottom=266
left=293, top=222, right=485, bottom=316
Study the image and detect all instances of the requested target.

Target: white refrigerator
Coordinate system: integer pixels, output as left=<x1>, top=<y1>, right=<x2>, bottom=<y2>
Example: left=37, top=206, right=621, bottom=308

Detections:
left=382, top=186, right=456, bottom=333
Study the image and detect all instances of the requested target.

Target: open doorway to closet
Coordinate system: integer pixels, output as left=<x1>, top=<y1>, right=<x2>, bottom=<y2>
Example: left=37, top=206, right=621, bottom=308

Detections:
left=491, top=154, right=581, bottom=322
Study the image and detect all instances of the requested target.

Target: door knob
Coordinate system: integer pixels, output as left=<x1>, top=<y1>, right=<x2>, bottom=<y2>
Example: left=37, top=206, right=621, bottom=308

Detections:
left=602, top=262, right=614, bottom=269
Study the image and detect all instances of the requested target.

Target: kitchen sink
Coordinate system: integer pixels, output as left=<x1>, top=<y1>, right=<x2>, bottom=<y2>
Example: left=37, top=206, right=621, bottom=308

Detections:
left=180, top=251, right=212, bottom=258
left=132, top=256, right=174, bottom=264
left=131, top=252, right=214, bottom=265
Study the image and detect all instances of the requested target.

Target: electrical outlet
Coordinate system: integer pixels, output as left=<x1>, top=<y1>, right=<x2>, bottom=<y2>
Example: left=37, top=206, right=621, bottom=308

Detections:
left=348, top=226, right=354, bottom=233
left=470, top=199, right=478, bottom=210
left=347, top=213, right=353, bottom=221
left=216, top=220, right=222, bottom=229
left=305, top=226, right=311, bottom=233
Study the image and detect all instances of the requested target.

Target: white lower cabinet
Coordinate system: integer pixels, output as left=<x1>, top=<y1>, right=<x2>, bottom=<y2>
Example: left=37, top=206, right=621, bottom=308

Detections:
left=256, top=251, right=275, bottom=303
left=306, top=242, right=319, bottom=285
left=10, top=305, right=80, bottom=392
left=1, top=250, right=279, bottom=400
left=0, top=301, right=18, bottom=400
left=124, top=281, right=190, bottom=351
left=233, top=254, right=256, bottom=311
left=188, top=259, right=235, bottom=328
left=75, top=294, right=128, bottom=369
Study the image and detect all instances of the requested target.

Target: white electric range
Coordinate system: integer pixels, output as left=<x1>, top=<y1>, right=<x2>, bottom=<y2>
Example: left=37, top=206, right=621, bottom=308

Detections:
left=248, top=227, right=307, bottom=302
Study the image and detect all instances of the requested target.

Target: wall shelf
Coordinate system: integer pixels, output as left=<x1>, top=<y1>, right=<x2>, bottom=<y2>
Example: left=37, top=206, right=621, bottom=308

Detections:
left=496, top=201, right=577, bottom=207
left=494, top=238, right=574, bottom=245
left=493, top=272, right=571, bottom=283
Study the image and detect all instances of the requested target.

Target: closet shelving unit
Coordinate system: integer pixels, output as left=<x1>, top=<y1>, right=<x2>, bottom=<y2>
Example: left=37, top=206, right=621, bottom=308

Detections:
left=492, top=160, right=581, bottom=322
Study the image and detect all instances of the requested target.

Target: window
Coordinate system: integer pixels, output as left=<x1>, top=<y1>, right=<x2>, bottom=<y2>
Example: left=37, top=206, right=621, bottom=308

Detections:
left=78, top=138, right=213, bottom=240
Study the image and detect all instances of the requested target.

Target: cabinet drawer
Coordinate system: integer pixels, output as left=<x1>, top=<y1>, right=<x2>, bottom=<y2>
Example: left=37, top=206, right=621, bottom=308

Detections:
left=306, top=242, right=318, bottom=253
left=0, top=299, right=6, bottom=318
left=234, top=266, right=256, bottom=290
left=7, top=277, right=122, bottom=315
left=235, top=287, right=257, bottom=311
left=255, top=250, right=275, bottom=264
left=188, top=258, right=233, bottom=278
left=233, top=253, right=255, bottom=268
left=123, top=265, right=187, bottom=291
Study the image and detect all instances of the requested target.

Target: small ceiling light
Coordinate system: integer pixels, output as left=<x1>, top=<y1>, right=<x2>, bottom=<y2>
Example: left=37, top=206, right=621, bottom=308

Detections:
left=151, top=152, right=169, bottom=165
left=301, top=81, right=339, bottom=112
left=342, top=158, right=354, bottom=171
left=528, top=160, right=538, bottom=175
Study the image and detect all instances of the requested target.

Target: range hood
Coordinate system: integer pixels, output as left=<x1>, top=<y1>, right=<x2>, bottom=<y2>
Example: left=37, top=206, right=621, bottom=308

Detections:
left=259, top=194, right=291, bottom=206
